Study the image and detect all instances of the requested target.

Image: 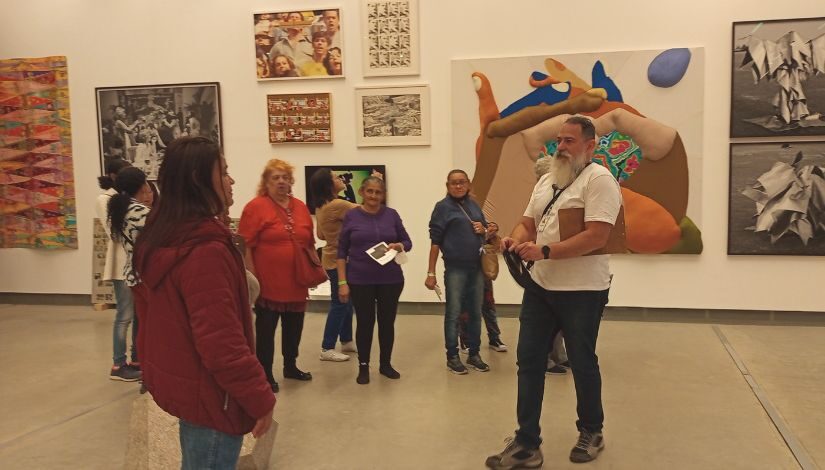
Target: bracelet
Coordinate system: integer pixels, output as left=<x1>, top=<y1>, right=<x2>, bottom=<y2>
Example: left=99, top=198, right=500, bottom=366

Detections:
left=338, top=280, right=348, bottom=286
left=426, top=272, right=436, bottom=277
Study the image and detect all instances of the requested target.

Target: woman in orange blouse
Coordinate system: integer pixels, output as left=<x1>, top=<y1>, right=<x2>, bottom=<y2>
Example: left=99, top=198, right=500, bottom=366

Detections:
left=239, top=159, right=313, bottom=393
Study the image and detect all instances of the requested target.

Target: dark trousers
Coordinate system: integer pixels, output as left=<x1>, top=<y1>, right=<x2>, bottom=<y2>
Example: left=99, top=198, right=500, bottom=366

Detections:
left=349, top=283, right=404, bottom=366
left=254, top=307, right=305, bottom=381
left=459, top=278, right=502, bottom=345
left=515, top=287, right=609, bottom=449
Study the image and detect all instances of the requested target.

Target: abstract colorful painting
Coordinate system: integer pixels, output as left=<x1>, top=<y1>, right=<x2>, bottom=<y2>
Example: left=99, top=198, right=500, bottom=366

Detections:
left=451, top=48, right=704, bottom=254
left=0, top=56, right=77, bottom=249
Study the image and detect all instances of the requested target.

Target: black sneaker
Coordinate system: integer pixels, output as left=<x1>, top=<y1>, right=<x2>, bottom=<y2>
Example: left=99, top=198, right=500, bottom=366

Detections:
left=466, top=354, right=490, bottom=372
left=356, top=363, right=370, bottom=384
left=485, top=437, right=543, bottom=469
left=559, top=360, right=570, bottom=369
left=379, top=364, right=401, bottom=379
left=446, top=356, right=468, bottom=375
left=489, top=338, right=508, bottom=352
left=569, top=431, right=605, bottom=463
left=546, top=365, right=567, bottom=375
left=109, top=365, right=141, bottom=382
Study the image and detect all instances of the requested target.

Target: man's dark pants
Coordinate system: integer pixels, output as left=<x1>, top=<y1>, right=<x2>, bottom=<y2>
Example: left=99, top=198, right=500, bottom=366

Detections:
left=515, top=287, right=609, bottom=449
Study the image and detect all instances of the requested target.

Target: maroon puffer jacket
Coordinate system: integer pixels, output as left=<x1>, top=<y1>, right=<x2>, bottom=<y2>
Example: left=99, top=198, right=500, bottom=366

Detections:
left=133, top=218, right=275, bottom=435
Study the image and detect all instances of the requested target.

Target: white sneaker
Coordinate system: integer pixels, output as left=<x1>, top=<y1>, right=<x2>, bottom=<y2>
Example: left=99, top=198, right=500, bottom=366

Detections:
left=320, top=349, right=350, bottom=362
left=341, top=341, right=358, bottom=353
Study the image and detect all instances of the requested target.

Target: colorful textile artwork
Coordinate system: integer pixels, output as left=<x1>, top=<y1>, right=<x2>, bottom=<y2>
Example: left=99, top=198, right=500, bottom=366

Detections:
left=0, top=56, right=77, bottom=249
left=541, top=131, right=643, bottom=183
left=451, top=48, right=704, bottom=254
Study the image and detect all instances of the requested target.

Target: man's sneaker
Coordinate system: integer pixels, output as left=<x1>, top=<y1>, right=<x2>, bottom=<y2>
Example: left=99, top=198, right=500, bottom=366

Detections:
left=546, top=364, right=567, bottom=375
left=320, top=349, right=350, bottom=362
left=126, top=362, right=141, bottom=372
left=110, top=365, right=141, bottom=382
left=569, top=431, right=605, bottom=463
left=341, top=341, right=357, bottom=353
left=466, top=354, right=490, bottom=372
left=485, top=437, right=543, bottom=469
left=446, top=356, right=468, bottom=375
left=489, top=338, right=508, bottom=352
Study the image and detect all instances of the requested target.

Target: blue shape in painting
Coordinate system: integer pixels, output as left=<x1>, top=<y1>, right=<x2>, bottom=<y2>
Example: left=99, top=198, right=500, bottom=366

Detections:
left=648, top=48, right=691, bottom=88
left=500, top=73, right=571, bottom=118
left=591, top=61, right=623, bottom=102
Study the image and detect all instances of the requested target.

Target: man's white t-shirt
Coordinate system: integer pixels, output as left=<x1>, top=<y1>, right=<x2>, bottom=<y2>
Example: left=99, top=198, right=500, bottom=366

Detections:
left=524, top=163, right=622, bottom=291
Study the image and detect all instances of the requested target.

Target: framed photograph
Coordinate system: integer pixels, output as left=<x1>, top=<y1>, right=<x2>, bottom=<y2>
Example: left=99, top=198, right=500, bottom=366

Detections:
left=304, top=165, right=387, bottom=213
left=731, top=17, right=825, bottom=138
left=728, top=141, right=825, bottom=255
left=95, top=82, right=222, bottom=180
left=361, top=0, right=419, bottom=77
left=355, top=85, right=429, bottom=147
left=268, top=93, right=332, bottom=143
left=253, top=8, right=345, bottom=80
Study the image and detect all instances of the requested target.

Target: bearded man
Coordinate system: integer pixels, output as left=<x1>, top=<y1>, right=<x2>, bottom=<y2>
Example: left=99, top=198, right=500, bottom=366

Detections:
left=486, top=115, right=622, bottom=469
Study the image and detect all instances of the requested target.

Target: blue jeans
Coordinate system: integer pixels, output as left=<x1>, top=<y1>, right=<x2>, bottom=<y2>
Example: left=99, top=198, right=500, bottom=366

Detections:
left=112, top=280, right=137, bottom=366
left=515, top=288, right=609, bottom=449
left=321, top=269, right=354, bottom=350
left=179, top=420, right=243, bottom=470
left=444, top=265, right=483, bottom=358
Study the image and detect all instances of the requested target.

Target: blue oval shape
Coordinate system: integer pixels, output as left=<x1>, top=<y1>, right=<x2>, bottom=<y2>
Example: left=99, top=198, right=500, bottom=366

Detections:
left=648, top=48, right=691, bottom=88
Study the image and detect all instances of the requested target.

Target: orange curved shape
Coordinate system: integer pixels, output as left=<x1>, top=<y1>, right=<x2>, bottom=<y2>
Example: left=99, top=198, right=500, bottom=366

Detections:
left=472, top=72, right=501, bottom=161
left=621, top=187, right=681, bottom=254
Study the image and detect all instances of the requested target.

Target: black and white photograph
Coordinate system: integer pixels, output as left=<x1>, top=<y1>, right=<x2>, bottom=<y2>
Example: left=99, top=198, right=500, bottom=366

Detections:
left=728, top=142, right=825, bottom=255
left=253, top=9, right=344, bottom=80
left=355, top=85, right=430, bottom=147
left=361, top=0, right=419, bottom=76
left=95, top=82, right=222, bottom=180
left=731, top=17, right=825, bottom=138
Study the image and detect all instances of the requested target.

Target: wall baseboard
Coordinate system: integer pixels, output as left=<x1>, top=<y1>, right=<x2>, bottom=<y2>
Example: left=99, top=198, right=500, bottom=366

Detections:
left=2, top=294, right=823, bottom=326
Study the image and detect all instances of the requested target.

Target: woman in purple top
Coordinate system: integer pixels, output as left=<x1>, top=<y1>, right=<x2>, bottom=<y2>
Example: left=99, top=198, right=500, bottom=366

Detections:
left=337, top=176, right=412, bottom=385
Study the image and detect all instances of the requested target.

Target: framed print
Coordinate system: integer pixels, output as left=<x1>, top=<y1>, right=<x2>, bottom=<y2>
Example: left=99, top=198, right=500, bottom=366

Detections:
left=731, top=17, right=825, bottom=137
left=361, top=0, right=419, bottom=77
left=355, top=85, right=429, bottom=147
left=304, top=165, right=387, bottom=213
left=728, top=141, right=825, bottom=255
left=253, top=8, right=345, bottom=80
left=95, top=82, right=222, bottom=180
left=268, top=93, right=332, bottom=143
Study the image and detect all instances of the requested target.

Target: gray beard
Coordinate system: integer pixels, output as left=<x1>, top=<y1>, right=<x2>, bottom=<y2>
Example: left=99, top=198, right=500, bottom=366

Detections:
left=548, top=151, right=586, bottom=187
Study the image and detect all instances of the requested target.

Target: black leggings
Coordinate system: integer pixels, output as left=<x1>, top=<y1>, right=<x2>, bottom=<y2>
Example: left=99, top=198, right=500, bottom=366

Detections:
left=349, top=283, right=404, bottom=366
left=254, top=307, right=305, bottom=381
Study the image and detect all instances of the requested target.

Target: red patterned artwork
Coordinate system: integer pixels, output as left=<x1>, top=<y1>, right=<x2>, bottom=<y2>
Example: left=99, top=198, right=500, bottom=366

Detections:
left=0, top=56, right=77, bottom=249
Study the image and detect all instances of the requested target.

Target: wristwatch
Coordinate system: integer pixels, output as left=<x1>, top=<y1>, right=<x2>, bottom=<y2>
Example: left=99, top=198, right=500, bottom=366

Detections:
left=541, top=245, right=551, bottom=260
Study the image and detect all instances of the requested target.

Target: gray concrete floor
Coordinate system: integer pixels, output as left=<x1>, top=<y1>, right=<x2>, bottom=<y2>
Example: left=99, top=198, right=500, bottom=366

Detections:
left=0, top=304, right=822, bottom=469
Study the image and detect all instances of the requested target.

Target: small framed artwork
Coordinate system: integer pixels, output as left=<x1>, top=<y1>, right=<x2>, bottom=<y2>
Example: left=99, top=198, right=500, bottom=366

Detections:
left=95, top=82, right=222, bottom=180
left=304, top=165, right=387, bottom=213
left=354, top=84, right=429, bottom=147
left=361, top=0, right=419, bottom=77
left=728, top=141, right=825, bottom=256
left=253, top=8, right=345, bottom=80
left=267, top=93, right=332, bottom=143
left=731, top=17, right=825, bottom=138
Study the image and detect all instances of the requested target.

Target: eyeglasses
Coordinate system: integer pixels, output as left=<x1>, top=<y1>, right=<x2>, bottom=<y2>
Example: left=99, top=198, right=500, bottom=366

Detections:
left=448, top=180, right=469, bottom=186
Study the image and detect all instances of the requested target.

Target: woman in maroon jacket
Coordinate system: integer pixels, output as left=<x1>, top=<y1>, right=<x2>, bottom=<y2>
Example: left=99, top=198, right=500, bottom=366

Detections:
left=133, top=137, right=275, bottom=470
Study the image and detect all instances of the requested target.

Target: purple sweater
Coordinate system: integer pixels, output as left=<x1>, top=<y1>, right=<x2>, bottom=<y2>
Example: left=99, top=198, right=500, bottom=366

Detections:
left=338, top=206, right=412, bottom=285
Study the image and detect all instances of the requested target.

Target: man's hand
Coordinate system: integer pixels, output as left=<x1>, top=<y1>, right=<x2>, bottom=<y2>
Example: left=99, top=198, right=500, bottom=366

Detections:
left=338, top=284, right=350, bottom=303
left=515, top=241, right=543, bottom=261
left=251, top=405, right=274, bottom=438
left=424, top=276, right=437, bottom=290
left=500, top=237, right=517, bottom=252
left=471, top=221, right=485, bottom=234
left=487, top=222, right=499, bottom=236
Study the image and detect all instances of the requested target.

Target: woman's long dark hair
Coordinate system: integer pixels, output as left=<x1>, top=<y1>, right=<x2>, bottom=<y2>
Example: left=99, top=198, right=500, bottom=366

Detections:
left=136, top=137, right=224, bottom=252
left=309, top=167, right=336, bottom=208
left=107, top=167, right=147, bottom=242
left=98, top=159, right=131, bottom=190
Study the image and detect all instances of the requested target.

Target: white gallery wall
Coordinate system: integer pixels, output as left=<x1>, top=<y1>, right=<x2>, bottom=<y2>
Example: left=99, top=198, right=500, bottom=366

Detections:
left=1, top=0, right=824, bottom=311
